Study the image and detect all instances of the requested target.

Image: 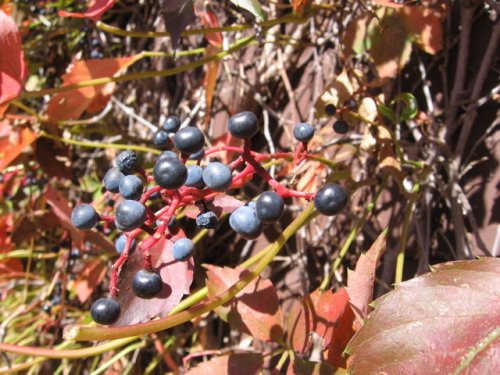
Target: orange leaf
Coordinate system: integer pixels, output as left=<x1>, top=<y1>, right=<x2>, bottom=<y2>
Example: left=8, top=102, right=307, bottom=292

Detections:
left=58, top=0, right=117, bottom=22
left=198, top=10, right=223, bottom=47
left=204, top=45, right=220, bottom=120
left=398, top=5, right=443, bottom=54
left=347, top=231, right=387, bottom=328
left=0, top=9, right=28, bottom=116
left=292, top=0, right=311, bottom=16
left=0, top=213, right=22, bottom=272
left=47, top=56, right=140, bottom=122
left=0, top=120, right=38, bottom=170
left=70, top=258, right=108, bottom=303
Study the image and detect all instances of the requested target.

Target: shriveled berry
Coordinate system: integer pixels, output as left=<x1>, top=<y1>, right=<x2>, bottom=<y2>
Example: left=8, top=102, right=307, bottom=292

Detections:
left=153, top=130, right=169, bottom=148
left=229, top=206, right=262, bottom=240
left=228, top=111, right=259, bottom=139
left=116, top=150, right=137, bottom=175
left=333, top=120, right=349, bottom=134
left=196, top=211, right=218, bottom=229
left=256, top=191, right=284, bottom=223
left=114, top=234, right=137, bottom=254
left=131, top=269, right=162, bottom=299
left=115, top=200, right=147, bottom=231
left=103, top=167, right=124, bottom=193
left=325, top=103, right=337, bottom=116
left=119, top=175, right=143, bottom=200
left=162, top=116, right=181, bottom=133
left=185, top=165, right=204, bottom=188
left=172, top=238, right=194, bottom=261
left=153, top=157, right=188, bottom=189
left=314, top=183, right=348, bottom=216
left=343, top=99, right=357, bottom=110
left=173, top=127, right=205, bottom=154
left=293, top=123, right=315, bottom=142
left=90, top=298, right=121, bottom=325
left=71, top=204, right=99, bottom=230
left=202, top=162, right=232, bottom=192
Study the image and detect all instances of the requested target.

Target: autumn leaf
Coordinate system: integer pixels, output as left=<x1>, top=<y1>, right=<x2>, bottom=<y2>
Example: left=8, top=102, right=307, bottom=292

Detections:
left=198, top=10, right=223, bottom=47
left=47, top=56, right=141, bottom=122
left=206, top=194, right=245, bottom=216
left=58, top=0, right=117, bottom=22
left=113, top=231, right=194, bottom=325
left=287, top=288, right=355, bottom=368
left=0, top=213, right=22, bottom=273
left=0, top=120, right=38, bottom=170
left=292, top=0, right=312, bottom=16
left=163, top=0, right=195, bottom=50
left=206, top=265, right=284, bottom=342
left=69, top=258, right=108, bottom=303
left=0, top=9, right=28, bottom=116
left=286, top=358, right=346, bottom=375
left=204, top=45, right=220, bottom=120
left=229, top=0, right=264, bottom=21
left=346, top=258, right=500, bottom=374
left=186, top=353, right=263, bottom=375
left=347, top=230, right=387, bottom=328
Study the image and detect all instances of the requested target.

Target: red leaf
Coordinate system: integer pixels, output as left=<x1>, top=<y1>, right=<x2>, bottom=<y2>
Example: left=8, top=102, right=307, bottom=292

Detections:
left=47, top=56, right=140, bottom=122
left=198, top=11, right=223, bottom=47
left=70, top=258, right=108, bottom=303
left=186, top=353, right=263, bottom=375
left=287, top=288, right=355, bottom=368
left=346, top=230, right=387, bottom=327
left=206, top=194, right=244, bottom=216
left=206, top=265, right=284, bottom=342
left=346, top=258, right=500, bottom=374
left=0, top=10, right=27, bottom=116
left=113, top=230, right=194, bottom=325
left=0, top=213, right=22, bottom=272
left=183, top=204, right=202, bottom=219
left=58, top=0, right=117, bottom=22
left=0, top=120, right=38, bottom=170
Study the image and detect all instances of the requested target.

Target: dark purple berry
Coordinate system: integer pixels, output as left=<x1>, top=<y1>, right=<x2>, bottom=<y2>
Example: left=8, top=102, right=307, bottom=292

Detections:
left=118, top=175, right=143, bottom=200
left=293, top=123, right=315, bottom=142
left=153, top=157, right=188, bottom=189
left=71, top=204, right=99, bottom=230
left=314, top=183, right=348, bottom=216
left=325, top=103, right=337, bottom=116
left=228, top=111, right=259, bottom=139
left=131, top=269, right=163, bottom=299
left=116, top=150, right=137, bottom=175
left=115, top=200, right=147, bottom=231
left=103, top=167, right=124, bottom=193
left=256, top=191, right=284, bottom=223
left=153, top=130, right=170, bottom=148
left=162, top=116, right=181, bottom=133
left=173, top=127, right=205, bottom=154
left=196, top=211, right=218, bottom=229
left=333, top=120, right=349, bottom=134
left=343, top=99, right=357, bottom=110
left=90, top=298, right=121, bottom=325
left=185, top=165, right=204, bottom=188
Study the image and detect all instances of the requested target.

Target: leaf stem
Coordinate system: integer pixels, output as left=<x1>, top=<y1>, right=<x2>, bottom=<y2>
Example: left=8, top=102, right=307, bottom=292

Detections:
left=394, top=196, right=417, bottom=284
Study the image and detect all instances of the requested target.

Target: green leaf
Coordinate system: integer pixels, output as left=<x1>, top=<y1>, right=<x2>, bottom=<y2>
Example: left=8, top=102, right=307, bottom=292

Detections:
left=230, top=0, right=264, bottom=21
left=377, top=104, right=396, bottom=123
left=391, top=92, right=418, bottom=121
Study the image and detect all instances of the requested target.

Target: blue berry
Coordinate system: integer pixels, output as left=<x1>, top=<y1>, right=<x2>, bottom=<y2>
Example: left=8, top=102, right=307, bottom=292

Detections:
left=343, top=99, right=357, bottom=110
left=228, top=111, right=259, bottom=139
left=119, top=175, right=143, bottom=200
left=103, top=167, right=124, bottom=193
left=256, top=191, right=284, bottom=223
left=71, top=204, right=99, bottom=230
left=325, top=103, right=337, bottom=116
left=293, top=123, right=315, bottom=142
left=202, top=162, right=232, bottom=192
left=185, top=165, right=204, bottom=188
left=162, top=116, right=181, bottom=133
left=173, top=127, right=205, bottom=154
left=132, top=269, right=162, bottom=299
left=229, top=206, right=262, bottom=240
left=172, top=238, right=194, bottom=261
left=188, top=148, right=204, bottom=160
left=153, top=130, right=170, bottom=148
left=90, top=298, right=120, bottom=325
left=314, top=183, right=348, bottom=216
left=116, top=150, right=137, bottom=175
left=153, top=158, right=188, bottom=189
left=196, top=211, right=218, bottom=229
left=115, top=200, right=147, bottom=231
left=333, top=120, right=349, bottom=134
left=114, top=234, right=137, bottom=254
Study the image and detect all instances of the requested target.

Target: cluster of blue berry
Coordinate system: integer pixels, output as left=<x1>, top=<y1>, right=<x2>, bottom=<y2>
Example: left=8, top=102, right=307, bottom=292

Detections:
left=70, top=112, right=348, bottom=325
